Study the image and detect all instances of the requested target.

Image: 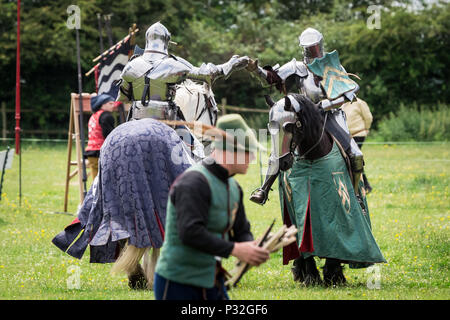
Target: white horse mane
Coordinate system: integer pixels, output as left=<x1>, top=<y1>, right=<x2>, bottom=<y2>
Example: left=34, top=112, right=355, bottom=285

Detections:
left=174, top=79, right=216, bottom=127
left=175, top=79, right=214, bottom=99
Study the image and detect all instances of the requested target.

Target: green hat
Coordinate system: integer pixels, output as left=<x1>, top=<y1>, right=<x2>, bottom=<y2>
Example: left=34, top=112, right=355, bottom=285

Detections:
left=213, top=114, right=266, bottom=153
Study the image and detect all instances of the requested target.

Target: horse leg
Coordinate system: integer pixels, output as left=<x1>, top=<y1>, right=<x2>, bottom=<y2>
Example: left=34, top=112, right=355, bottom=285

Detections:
left=111, top=242, right=148, bottom=290
left=142, top=247, right=160, bottom=290
left=323, top=258, right=346, bottom=287
left=303, top=256, right=322, bottom=286
left=128, top=263, right=147, bottom=290
left=292, top=256, right=322, bottom=286
left=291, top=256, right=307, bottom=282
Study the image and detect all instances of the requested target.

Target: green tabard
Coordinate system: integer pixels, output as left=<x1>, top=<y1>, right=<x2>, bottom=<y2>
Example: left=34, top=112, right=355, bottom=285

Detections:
left=279, top=142, right=386, bottom=267
left=155, top=164, right=241, bottom=288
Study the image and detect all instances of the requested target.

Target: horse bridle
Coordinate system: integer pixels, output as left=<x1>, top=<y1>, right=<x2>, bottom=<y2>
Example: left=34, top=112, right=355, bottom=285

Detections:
left=194, top=92, right=216, bottom=126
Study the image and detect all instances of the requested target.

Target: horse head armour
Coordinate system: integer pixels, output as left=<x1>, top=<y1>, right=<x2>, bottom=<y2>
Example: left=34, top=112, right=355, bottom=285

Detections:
left=250, top=93, right=323, bottom=205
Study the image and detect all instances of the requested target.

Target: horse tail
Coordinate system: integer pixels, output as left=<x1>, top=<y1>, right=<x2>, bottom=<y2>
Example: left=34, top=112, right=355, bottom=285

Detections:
left=111, top=242, right=146, bottom=276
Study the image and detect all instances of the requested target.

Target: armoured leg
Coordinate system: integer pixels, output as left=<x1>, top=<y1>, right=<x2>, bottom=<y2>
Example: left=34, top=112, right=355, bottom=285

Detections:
left=250, top=153, right=293, bottom=205
left=329, top=110, right=365, bottom=190
left=349, top=138, right=364, bottom=190
left=249, top=173, right=278, bottom=205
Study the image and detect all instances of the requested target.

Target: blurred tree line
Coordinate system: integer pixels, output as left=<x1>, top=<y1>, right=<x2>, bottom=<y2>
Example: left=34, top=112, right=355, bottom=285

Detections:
left=0, top=0, right=448, bottom=137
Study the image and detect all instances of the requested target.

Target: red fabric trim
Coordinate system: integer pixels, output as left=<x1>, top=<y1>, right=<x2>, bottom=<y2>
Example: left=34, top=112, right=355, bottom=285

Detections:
left=282, top=198, right=300, bottom=265
left=154, top=210, right=165, bottom=241
left=64, top=218, right=81, bottom=232
left=70, top=218, right=80, bottom=225
left=94, top=65, right=99, bottom=93
left=299, top=193, right=314, bottom=253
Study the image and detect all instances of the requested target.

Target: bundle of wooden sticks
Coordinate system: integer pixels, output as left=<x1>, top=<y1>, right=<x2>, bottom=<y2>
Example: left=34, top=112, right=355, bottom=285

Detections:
left=225, top=221, right=298, bottom=288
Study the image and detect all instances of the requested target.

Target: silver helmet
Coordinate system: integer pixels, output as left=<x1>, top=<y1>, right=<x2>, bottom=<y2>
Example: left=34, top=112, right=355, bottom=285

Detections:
left=144, top=22, right=171, bottom=55
left=298, top=27, right=324, bottom=64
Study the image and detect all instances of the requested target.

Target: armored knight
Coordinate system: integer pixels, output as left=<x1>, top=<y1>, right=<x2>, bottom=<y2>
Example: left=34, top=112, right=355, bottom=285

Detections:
left=248, top=27, right=364, bottom=204
left=117, top=21, right=250, bottom=159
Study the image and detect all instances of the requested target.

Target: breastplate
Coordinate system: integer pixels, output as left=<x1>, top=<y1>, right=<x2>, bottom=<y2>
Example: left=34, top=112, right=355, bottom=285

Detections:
left=299, top=69, right=325, bottom=104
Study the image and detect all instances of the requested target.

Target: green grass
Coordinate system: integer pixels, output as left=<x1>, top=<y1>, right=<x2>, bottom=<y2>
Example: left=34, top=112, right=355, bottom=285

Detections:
left=0, top=142, right=448, bottom=300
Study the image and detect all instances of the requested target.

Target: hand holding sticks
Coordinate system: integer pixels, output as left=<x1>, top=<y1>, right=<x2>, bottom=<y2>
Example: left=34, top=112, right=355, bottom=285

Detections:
left=225, top=222, right=298, bottom=288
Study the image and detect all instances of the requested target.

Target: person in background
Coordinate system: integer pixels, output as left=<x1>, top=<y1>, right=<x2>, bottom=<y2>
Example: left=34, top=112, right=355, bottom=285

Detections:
left=85, top=93, right=117, bottom=180
left=154, top=114, right=270, bottom=300
left=342, top=97, right=373, bottom=193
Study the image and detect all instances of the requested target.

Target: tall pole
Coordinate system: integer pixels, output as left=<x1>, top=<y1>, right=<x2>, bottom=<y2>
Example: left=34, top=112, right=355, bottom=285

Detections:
left=15, top=0, right=22, bottom=206
left=97, top=13, right=104, bottom=55
left=76, top=28, right=87, bottom=198
left=104, top=14, right=114, bottom=47
left=0, top=147, right=11, bottom=201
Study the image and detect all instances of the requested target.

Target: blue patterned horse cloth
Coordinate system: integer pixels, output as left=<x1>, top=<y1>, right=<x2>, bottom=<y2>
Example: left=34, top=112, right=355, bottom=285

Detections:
left=52, top=118, right=192, bottom=263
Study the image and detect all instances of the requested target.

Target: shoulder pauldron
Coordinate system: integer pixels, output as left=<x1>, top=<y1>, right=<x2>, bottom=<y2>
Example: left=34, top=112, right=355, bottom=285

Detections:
left=275, top=58, right=308, bottom=82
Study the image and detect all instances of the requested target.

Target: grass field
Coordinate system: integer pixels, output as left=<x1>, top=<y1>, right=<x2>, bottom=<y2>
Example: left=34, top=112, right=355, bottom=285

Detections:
left=0, top=141, right=448, bottom=300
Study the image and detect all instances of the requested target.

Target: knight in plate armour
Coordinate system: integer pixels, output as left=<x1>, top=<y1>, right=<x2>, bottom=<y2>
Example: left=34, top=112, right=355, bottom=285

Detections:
left=117, top=21, right=249, bottom=123
left=116, top=22, right=250, bottom=161
left=247, top=27, right=364, bottom=204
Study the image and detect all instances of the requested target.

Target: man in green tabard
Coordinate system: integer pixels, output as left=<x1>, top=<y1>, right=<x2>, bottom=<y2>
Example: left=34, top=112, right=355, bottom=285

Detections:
left=154, top=114, right=269, bottom=300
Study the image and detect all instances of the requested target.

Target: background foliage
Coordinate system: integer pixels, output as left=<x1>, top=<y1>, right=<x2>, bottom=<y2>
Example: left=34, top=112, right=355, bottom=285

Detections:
left=373, top=103, right=450, bottom=141
left=0, top=0, right=448, bottom=138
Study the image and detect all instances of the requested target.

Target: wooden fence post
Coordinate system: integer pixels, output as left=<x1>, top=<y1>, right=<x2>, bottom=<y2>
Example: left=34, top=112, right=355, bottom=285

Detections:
left=221, top=98, right=227, bottom=115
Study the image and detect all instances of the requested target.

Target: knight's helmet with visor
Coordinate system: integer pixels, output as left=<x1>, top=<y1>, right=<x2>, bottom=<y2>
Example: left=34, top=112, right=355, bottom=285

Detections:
left=298, top=27, right=324, bottom=64
left=144, top=21, right=171, bottom=55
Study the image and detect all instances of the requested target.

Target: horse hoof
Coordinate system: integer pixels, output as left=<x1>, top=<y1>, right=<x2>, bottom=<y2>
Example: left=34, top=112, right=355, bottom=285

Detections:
left=291, top=257, right=307, bottom=283
left=291, top=266, right=304, bottom=283
left=303, top=274, right=323, bottom=287
left=323, top=276, right=346, bottom=287
left=323, top=271, right=347, bottom=287
left=301, top=256, right=322, bottom=286
left=323, top=259, right=347, bottom=287
left=128, top=274, right=148, bottom=290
